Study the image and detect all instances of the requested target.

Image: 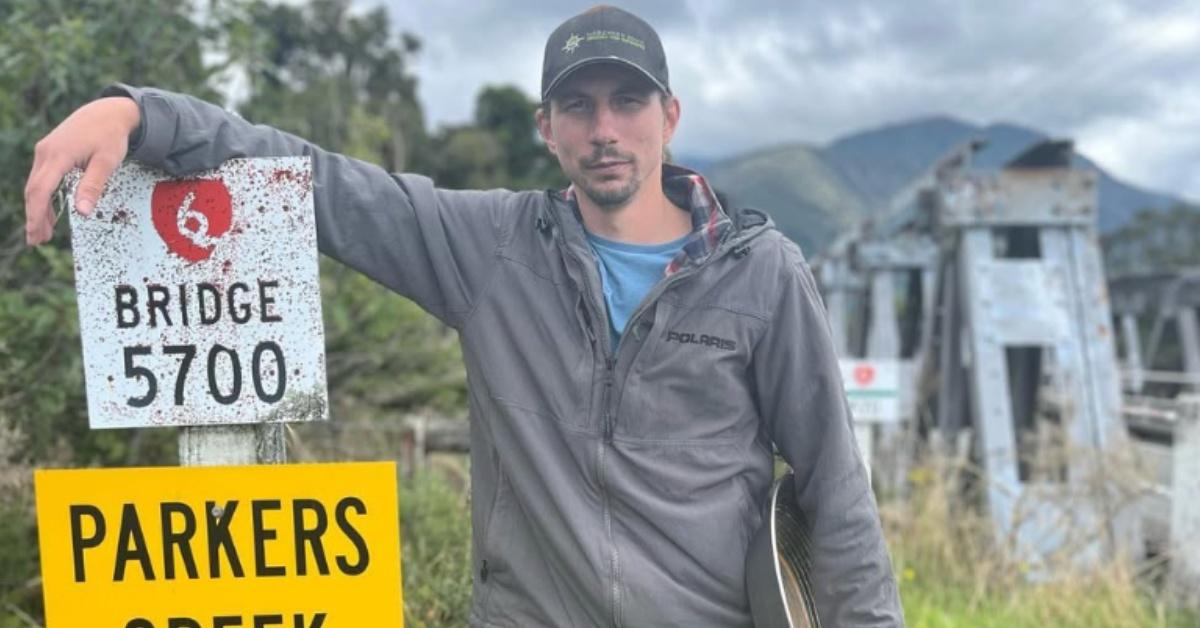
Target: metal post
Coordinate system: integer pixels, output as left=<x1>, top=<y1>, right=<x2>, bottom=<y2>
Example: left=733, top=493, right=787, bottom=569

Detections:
left=414, top=415, right=428, bottom=473
left=867, top=271, right=900, bottom=359
left=1178, top=308, right=1200, bottom=392
left=179, top=425, right=286, bottom=466
left=935, top=260, right=965, bottom=437
left=1120, top=313, right=1144, bottom=392
left=918, top=268, right=938, bottom=364
left=866, top=271, right=905, bottom=495
left=820, top=260, right=850, bottom=356
left=1172, top=395, right=1200, bottom=607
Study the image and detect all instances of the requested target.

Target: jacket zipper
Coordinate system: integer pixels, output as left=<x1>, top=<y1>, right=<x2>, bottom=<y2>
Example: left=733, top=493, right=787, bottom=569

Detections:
left=602, top=357, right=616, bottom=443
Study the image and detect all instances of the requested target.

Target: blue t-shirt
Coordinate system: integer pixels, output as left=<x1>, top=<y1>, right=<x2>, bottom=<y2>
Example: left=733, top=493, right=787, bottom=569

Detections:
left=585, top=230, right=688, bottom=348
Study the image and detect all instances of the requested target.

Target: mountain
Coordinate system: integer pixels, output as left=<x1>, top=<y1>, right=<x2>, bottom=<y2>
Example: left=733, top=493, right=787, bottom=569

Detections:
left=688, top=116, right=1184, bottom=253
left=821, top=115, right=979, bottom=208
left=696, top=144, right=868, bottom=254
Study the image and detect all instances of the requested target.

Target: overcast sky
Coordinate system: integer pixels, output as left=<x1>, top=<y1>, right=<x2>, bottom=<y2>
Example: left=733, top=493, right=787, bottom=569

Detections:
left=377, top=0, right=1199, bottom=200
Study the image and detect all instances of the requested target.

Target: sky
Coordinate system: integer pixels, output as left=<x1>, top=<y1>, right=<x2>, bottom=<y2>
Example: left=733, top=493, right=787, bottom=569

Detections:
left=375, top=0, right=1200, bottom=201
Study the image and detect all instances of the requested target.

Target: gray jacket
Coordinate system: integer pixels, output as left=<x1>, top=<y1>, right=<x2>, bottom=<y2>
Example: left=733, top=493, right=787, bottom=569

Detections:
left=106, top=85, right=902, bottom=627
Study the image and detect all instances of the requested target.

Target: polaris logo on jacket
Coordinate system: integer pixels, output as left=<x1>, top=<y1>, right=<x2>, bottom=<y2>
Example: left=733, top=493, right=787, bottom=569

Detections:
left=665, top=330, right=736, bottom=351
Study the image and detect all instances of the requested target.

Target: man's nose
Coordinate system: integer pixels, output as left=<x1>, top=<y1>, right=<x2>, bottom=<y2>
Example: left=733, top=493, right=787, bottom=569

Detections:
left=590, top=104, right=618, bottom=145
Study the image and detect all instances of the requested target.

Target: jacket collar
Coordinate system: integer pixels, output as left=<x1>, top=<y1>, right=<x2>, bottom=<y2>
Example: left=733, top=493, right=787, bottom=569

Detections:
left=556, top=164, right=733, bottom=276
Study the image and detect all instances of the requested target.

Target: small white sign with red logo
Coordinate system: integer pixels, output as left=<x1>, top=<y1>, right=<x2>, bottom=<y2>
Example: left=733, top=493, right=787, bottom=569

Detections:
left=67, top=158, right=327, bottom=429
left=839, top=359, right=900, bottom=424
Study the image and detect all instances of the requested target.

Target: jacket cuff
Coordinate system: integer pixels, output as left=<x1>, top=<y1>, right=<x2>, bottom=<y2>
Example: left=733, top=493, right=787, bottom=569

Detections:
left=97, top=83, right=177, bottom=166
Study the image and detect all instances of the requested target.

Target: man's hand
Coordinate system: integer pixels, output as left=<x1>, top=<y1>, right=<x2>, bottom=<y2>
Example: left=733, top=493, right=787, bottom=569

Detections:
left=24, top=96, right=141, bottom=246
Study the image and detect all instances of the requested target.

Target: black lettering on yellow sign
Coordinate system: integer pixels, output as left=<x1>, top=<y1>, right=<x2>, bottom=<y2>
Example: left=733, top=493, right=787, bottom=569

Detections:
left=115, top=503, right=155, bottom=581
left=68, top=498, right=369, bottom=582
left=335, top=497, right=369, bottom=575
left=252, top=500, right=286, bottom=577
left=162, top=502, right=199, bottom=579
left=292, top=499, right=327, bottom=576
left=70, top=504, right=104, bottom=583
left=124, top=613, right=327, bottom=628
left=208, top=499, right=244, bottom=578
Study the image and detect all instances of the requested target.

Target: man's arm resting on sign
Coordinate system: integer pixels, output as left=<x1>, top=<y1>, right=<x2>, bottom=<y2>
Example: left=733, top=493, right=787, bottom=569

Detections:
left=752, top=239, right=904, bottom=627
left=24, top=85, right=512, bottom=329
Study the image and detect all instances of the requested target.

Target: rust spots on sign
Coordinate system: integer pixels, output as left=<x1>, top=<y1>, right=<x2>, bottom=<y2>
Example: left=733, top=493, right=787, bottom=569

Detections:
left=270, top=167, right=313, bottom=195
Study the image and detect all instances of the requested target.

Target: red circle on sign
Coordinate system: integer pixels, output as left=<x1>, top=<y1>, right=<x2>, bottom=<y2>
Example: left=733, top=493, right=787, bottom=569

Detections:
left=150, top=179, right=233, bottom=262
left=854, top=364, right=875, bottom=386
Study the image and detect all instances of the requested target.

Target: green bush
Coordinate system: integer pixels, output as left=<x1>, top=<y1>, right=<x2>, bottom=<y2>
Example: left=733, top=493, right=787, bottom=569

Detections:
left=0, top=483, right=39, bottom=628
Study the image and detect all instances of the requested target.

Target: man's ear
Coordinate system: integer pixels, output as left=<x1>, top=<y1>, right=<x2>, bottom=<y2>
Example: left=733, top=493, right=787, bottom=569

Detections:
left=536, top=107, right=557, bottom=155
left=662, top=95, right=681, bottom=145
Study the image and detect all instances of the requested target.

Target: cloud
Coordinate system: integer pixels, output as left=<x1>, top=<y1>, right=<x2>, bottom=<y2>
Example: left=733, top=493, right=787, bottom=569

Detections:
left=1075, top=85, right=1200, bottom=200
left=378, top=0, right=1200, bottom=199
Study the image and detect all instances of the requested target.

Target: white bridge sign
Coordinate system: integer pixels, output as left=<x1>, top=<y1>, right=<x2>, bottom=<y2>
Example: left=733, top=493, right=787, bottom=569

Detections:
left=67, top=157, right=327, bottom=429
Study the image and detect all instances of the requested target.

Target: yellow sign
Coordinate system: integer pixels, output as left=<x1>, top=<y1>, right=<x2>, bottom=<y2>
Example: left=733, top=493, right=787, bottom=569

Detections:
left=35, top=462, right=402, bottom=627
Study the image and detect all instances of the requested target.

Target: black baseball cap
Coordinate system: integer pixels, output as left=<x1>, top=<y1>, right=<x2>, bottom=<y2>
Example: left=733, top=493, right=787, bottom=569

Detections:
left=541, top=5, right=670, bottom=102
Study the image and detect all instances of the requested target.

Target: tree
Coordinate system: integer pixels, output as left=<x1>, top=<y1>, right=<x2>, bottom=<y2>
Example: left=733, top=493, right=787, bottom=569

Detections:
left=1102, top=203, right=1200, bottom=277
left=229, top=0, right=468, bottom=419
left=430, top=125, right=508, bottom=189
left=233, top=0, right=428, bottom=171
left=475, top=85, right=563, bottom=187
left=430, top=85, right=567, bottom=191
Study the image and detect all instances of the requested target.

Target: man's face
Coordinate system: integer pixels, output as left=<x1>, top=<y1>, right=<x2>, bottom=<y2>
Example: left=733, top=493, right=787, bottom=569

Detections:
left=537, top=64, right=680, bottom=211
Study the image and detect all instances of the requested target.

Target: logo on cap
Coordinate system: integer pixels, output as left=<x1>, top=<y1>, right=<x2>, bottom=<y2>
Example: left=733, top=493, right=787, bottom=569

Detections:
left=563, top=33, right=582, bottom=54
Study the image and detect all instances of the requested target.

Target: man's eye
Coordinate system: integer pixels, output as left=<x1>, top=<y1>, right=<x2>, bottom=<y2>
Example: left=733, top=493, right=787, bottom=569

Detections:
left=615, top=95, right=645, bottom=108
left=563, top=100, right=587, bottom=112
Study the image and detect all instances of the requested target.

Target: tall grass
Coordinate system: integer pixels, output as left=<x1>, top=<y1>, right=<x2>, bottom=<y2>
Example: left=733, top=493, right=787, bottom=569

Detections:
left=883, top=452, right=1198, bottom=627
left=399, top=469, right=473, bottom=627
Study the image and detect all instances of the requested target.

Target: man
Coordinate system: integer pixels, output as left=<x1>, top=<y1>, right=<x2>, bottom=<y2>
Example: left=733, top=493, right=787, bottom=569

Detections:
left=25, top=5, right=902, bottom=626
